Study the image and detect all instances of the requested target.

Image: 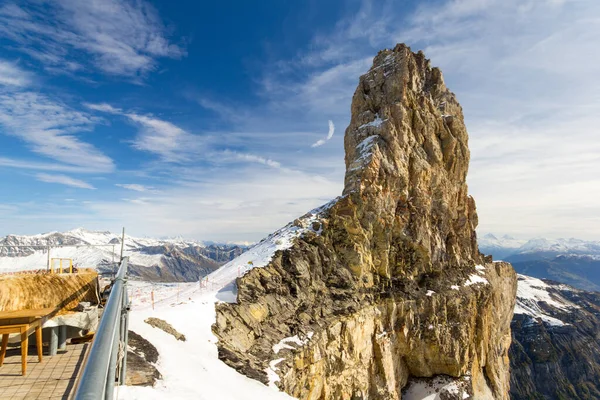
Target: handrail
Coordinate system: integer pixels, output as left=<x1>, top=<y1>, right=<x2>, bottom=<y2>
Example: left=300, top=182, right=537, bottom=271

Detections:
left=75, top=257, right=129, bottom=400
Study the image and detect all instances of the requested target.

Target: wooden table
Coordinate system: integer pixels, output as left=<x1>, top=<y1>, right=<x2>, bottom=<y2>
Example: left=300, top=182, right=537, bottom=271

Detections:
left=0, top=308, right=55, bottom=376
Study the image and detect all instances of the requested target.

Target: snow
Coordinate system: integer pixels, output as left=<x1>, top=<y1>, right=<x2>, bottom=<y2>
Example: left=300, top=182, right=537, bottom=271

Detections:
left=266, top=358, right=286, bottom=388
left=478, top=233, right=527, bottom=251
left=116, top=286, right=295, bottom=400
left=209, top=199, right=337, bottom=304
left=358, top=115, right=387, bottom=129
left=426, top=290, right=435, bottom=296
left=0, top=228, right=213, bottom=273
left=117, top=201, right=337, bottom=400
left=349, top=135, right=379, bottom=171
left=513, top=274, right=579, bottom=327
left=464, top=274, right=489, bottom=286
left=475, top=265, right=486, bottom=272
left=478, top=233, right=600, bottom=258
left=450, top=285, right=460, bottom=290
left=402, top=376, right=470, bottom=400
left=273, top=333, right=313, bottom=354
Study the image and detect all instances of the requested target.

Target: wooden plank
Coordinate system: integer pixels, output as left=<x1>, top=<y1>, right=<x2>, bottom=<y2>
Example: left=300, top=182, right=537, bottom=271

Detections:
left=0, top=308, right=55, bottom=321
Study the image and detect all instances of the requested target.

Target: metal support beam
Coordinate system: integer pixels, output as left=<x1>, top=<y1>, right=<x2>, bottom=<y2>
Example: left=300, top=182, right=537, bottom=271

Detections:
left=58, top=326, right=67, bottom=351
left=48, top=327, right=58, bottom=356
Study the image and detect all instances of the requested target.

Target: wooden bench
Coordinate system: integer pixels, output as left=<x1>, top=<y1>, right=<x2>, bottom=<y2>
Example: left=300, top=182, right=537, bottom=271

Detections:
left=0, top=308, right=55, bottom=376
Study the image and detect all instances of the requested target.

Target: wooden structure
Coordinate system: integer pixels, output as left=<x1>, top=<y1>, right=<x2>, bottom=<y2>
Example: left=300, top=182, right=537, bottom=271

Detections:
left=0, top=308, right=54, bottom=376
left=50, top=258, right=74, bottom=274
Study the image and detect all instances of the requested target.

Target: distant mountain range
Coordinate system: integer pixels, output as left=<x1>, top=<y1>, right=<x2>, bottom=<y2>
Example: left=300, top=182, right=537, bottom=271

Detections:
left=479, top=233, right=600, bottom=291
left=0, top=228, right=247, bottom=282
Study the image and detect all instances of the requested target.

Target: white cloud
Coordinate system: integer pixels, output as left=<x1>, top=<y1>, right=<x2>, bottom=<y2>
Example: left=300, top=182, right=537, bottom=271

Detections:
left=87, top=166, right=342, bottom=242
left=126, top=113, right=193, bottom=161
left=0, top=60, right=31, bottom=87
left=0, top=91, right=115, bottom=172
left=36, top=173, right=95, bottom=189
left=311, top=120, right=335, bottom=147
left=116, top=183, right=156, bottom=192
left=222, top=150, right=283, bottom=170
left=252, top=0, right=600, bottom=239
left=84, top=102, right=122, bottom=114
left=0, top=0, right=185, bottom=79
left=85, top=102, right=196, bottom=162
left=0, top=157, right=103, bottom=173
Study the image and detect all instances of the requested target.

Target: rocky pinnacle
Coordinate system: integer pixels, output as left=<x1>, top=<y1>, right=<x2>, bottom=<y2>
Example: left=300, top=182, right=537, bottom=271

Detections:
left=213, top=44, right=517, bottom=400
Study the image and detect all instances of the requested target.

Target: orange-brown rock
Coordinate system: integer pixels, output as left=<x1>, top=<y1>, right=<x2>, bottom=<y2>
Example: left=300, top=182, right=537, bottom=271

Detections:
left=213, top=44, right=517, bottom=400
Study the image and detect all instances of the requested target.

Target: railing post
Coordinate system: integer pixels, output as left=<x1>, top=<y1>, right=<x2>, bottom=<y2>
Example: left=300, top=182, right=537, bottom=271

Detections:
left=104, top=318, right=120, bottom=400
left=118, top=288, right=129, bottom=385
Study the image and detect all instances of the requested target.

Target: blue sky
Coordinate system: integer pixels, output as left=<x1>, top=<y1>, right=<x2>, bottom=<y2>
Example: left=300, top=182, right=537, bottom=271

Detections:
left=0, top=0, right=599, bottom=242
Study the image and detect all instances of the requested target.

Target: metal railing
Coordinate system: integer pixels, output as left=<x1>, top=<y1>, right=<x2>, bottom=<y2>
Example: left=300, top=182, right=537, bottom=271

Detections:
left=75, top=257, right=130, bottom=400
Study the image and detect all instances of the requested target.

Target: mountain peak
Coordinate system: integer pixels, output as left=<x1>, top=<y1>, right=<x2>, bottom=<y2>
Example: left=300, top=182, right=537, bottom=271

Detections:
left=212, top=44, right=516, bottom=399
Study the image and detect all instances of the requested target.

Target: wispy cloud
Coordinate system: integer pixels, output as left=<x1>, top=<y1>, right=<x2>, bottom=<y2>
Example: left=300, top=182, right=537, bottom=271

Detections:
left=87, top=166, right=342, bottom=242
left=0, top=0, right=185, bottom=79
left=0, top=157, right=104, bottom=173
left=116, top=183, right=157, bottom=192
left=0, top=91, right=115, bottom=172
left=311, top=120, right=335, bottom=147
left=0, top=60, right=32, bottom=87
left=126, top=113, right=194, bottom=161
left=222, top=150, right=283, bottom=170
left=85, top=102, right=196, bottom=162
left=36, top=173, right=95, bottom=189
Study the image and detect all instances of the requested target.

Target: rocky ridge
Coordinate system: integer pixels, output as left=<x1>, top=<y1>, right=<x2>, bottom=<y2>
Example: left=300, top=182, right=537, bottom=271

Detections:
left=510, top=275, right=600, bottom=399
left=213, top=44, right=517, bottom=400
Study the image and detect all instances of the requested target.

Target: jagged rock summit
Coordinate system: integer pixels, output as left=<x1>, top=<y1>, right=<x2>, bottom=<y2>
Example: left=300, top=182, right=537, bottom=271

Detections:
left=213, top=44, right=517, bottom=399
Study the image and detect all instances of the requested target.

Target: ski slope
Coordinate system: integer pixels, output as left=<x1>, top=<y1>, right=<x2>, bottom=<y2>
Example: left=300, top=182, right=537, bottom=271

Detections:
left=118, top=201, right=337, bottom=399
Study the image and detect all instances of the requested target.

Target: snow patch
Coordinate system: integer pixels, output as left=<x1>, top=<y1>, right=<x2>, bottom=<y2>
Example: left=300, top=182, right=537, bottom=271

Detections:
left=513, top=274, right=579, bottom=327
left=426, top=290, right=435, bottom=296
left=358, top=115, right=387, bottom=129
left=464, top=274, right=489, bottom=286
left=209, top=199, right=338, bottom=303
left=349, top=135, right=379, bottom=171
left=403, top=375, right=470, bottom=400
left=266, top=358, right=286, bottom=388
left=273, top=333, right=313, bottom=354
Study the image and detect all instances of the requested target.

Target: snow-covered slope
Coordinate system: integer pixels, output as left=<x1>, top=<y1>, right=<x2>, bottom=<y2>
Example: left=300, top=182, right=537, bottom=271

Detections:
left=118, top=201, right=336, bottom=399
left=0, top=228, right=246, bottom=282
left=513, top=274, right=579, bottom=326
left=478, top=233, right=600, bottom=260
left=510, top=275, right=600, bottom=399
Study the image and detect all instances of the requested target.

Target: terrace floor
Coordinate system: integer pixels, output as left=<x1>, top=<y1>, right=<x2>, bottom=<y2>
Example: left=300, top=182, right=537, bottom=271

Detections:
left=0, top=342, right=88, bottom=400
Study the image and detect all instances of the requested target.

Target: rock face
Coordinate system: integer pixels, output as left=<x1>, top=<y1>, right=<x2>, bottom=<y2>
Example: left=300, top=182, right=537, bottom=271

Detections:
left=126, top=330, right=162, bottom=387
left=213, top=44, right=517, bottom=399
left=510, top=276, right=600, bottom=399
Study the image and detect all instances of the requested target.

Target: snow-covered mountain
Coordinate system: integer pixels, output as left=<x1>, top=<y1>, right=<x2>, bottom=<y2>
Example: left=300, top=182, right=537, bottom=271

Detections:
left=478, top=233, right=528, bottom=259
left=479, top=233, right=600, bottom=291
left=0, top=228, right=247, bottom=282
left=479, top=233, right=600, bottom=261
left=510, top=274, right=600, bottom=399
